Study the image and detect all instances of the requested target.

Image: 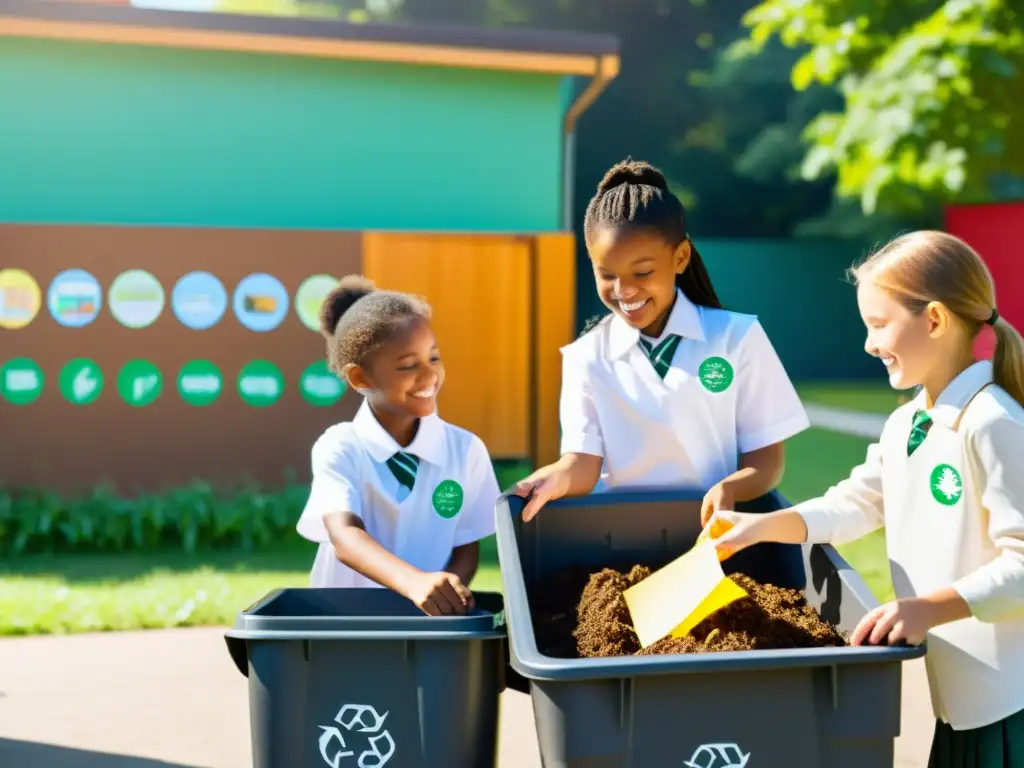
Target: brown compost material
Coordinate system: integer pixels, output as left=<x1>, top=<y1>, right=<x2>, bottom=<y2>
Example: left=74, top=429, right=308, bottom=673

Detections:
left=530, top=563, right=847, bottom=658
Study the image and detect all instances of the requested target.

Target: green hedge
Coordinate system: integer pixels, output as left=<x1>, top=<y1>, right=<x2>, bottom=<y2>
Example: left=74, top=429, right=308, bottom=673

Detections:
left=0, top=462, right=531, bottom=557
left=0, top=482, right=310, bottom=556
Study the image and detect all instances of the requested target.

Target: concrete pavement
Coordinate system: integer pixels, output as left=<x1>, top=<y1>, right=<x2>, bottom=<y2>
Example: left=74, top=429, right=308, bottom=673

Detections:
left=0, top=626, right=931, bottom=767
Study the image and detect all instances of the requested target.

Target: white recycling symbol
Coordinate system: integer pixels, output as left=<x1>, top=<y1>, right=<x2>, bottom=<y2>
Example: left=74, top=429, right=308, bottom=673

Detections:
left=318, top=704, right=396, bottom=768
left=684, top=742, right=750, bottom=768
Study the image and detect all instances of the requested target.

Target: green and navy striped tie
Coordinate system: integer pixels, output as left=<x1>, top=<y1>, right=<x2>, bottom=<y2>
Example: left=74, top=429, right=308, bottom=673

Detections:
left=639, top=334, right=682, bottom=380
left=907, top=410, right=932, bottom=456
left=386, top=451, right=420, bottom=491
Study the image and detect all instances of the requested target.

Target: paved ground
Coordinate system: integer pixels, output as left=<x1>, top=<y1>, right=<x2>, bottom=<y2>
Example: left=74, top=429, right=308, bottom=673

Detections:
left=805, top=403, right=888, bottom=440
left=0, top=626, right=933, bottom=767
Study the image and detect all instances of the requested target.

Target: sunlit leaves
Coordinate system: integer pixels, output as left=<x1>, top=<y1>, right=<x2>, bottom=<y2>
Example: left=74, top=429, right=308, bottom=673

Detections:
left=739, top=0, right=1024, bottom=211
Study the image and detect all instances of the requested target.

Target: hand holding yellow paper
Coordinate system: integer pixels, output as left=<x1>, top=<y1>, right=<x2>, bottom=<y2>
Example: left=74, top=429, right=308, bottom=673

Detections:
left=696, top=514, right=736, bottom=551
left=623, top=519, right=747, bottom=649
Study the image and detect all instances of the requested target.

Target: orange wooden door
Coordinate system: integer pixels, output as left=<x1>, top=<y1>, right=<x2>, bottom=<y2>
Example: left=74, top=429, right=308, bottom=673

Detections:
left=532, top=232, right=575, bottom=467
left=362, top=232, right=532, bottom=459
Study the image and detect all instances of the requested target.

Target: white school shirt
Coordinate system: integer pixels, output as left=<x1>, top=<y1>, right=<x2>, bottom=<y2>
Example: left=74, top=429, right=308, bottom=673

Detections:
left=796, top=361, right=1024, bottom=730
left=295, top=400, right=500, bottom=589
left=559, top=289, right=810, bottom=489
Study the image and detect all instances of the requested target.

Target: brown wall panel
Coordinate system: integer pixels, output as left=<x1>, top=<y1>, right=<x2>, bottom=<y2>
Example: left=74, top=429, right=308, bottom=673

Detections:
left=362, top=232, right=531, bottom=458
left=532, top=233, right=576, bottom=467
left=0, top=224, right=362, bottom=494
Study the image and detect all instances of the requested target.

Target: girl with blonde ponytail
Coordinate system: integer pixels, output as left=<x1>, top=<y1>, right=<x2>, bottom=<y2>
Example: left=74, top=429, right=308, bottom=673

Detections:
left=704, top=230, right=1024, bottom=767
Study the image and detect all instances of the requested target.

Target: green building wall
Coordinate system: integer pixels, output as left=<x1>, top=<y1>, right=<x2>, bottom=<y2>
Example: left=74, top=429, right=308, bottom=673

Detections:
left=1, top=38, right=566, bottom=232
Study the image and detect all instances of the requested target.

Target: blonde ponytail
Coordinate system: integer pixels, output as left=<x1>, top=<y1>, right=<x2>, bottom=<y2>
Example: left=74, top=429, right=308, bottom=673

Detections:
left=992, top=316, right=1024, bottom=407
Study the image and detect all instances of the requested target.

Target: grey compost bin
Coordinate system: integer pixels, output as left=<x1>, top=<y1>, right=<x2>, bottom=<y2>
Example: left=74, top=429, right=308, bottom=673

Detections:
left=224, top=588, right=507, bottom=768
left=495, top=487, right=926, bottom=768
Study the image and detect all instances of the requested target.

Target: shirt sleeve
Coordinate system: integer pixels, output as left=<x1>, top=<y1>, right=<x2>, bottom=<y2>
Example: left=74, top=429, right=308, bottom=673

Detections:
left=452, top=436, right=500, bottom=547
left=794, top=440, right=887, bottom=546
left=950, top=415, right=1024, bottom=622
left=734, top=319, right=811, bottom=454
left=295, top=435, right=362, bottom=544
left=559, top=346, right=605, bottom=457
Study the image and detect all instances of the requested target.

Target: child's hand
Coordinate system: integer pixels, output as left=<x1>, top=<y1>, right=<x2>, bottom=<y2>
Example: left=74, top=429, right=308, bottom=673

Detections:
left=700, top=482, right=735, bottom=526
left=405, top=571, right=473, bottom=616
left=702, top=510, right=769, bottom=560
left=512, top=466, right=571, bottom=523
left=850, top=598, right=935, bottom=647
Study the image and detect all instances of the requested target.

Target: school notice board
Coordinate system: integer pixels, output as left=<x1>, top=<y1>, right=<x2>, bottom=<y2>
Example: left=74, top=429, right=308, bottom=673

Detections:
left=0, top=225, right=362, bottom=493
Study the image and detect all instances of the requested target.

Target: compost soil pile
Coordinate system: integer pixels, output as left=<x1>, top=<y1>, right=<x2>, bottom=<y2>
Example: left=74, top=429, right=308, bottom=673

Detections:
left=530, top=563, right=847, bottom=658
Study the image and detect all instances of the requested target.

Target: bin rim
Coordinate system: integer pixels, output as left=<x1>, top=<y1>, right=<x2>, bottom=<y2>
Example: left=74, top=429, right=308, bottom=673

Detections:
left=224, top=628, right=507, bottom=641
left=227, top=587, right=508, bottom=638
left=495, top=489, right=927, bottom=682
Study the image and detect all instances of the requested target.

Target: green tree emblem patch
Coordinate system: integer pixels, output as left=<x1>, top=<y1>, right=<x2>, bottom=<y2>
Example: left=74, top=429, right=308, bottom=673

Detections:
left=930, top=464, right=963, bottom=506
left=698, top=356, right=734, bottom=393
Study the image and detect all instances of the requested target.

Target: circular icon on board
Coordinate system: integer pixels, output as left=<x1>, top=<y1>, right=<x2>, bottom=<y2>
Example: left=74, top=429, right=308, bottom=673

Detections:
left=237, top=361, right=284, bottom=407
left=299, top=360, right=345, bottom=406
left=171, top=272, right=228, bottom=331
left=108, top=270, right=165, bottom=329
left=233, top=274, right=289, bottom=332
left=59, top=358, right=104, bottom=405
left=295, top=274, right=337, bottom=332
left=0, top=269, right=42, bottom=330
left=0, top=358, right=44, bottom=405
left=117, top=360, right=163, bottom=407
left=177, top=360, right=223, bottom=406
left=47, top=269, right=103, bottom=328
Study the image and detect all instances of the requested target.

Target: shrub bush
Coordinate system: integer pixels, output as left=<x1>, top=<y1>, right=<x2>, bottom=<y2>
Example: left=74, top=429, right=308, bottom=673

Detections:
left=0, top=481, right=310, bottom=555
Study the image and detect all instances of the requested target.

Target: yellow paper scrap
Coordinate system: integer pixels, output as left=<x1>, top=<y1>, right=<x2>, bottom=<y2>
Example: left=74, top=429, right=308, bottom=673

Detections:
left=669, top=576, right=748, bottom=639
left=623, top=539, right=748, bottom=649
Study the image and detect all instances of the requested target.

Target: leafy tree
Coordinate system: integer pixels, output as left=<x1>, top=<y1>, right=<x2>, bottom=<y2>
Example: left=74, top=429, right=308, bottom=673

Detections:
left=389, top=0, right=824, bottom=238
left=732, top=0, right=1024, bottom=214
left=697, top=36, right=941, bottom=240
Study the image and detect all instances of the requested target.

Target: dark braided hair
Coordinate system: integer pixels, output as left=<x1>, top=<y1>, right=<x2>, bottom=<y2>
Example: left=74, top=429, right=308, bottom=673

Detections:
left=320, top=275, right=432, bottom=374
left=580, top=158, right=722, bottom=335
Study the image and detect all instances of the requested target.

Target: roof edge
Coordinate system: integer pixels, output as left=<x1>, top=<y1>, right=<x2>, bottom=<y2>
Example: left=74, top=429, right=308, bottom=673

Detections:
left=0, top=0, right=619, bottom=65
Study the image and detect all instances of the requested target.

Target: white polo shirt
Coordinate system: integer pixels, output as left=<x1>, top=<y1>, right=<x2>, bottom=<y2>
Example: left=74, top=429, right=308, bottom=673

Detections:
left=797, top=361, right=1024, bottom=729
left=296, top=400, right=500, bottom=589
left=559, top=289, right=810, bottom=489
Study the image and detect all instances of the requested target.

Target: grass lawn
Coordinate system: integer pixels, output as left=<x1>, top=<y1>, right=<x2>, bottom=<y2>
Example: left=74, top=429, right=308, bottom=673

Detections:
left=780, top=428, right=894, bottom=603
left=0, top=541, right=506, bottom=636
left=796, top=379, right=909, bottom=415
left=0, top=427, right=896, bottom=636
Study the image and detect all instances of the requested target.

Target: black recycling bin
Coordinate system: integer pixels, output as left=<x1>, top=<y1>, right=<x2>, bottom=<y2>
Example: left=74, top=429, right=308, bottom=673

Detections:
left=495, top=487, right=926, bottom=768
left=225, top=588, right=507, bottom=768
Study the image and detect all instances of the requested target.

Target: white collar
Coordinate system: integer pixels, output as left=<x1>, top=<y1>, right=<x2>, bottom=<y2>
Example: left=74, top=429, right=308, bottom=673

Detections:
left=608, top=288, right=706, bottom=360
left=912, top=360, right=994, bottom=428
left=353, top=399, right=445, bottom=466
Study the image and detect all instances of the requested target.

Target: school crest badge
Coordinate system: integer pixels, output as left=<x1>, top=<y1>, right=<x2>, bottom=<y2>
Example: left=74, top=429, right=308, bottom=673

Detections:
left=432, top=480, right=464, bottom=519
left=698, top=356, right=734, bottom=393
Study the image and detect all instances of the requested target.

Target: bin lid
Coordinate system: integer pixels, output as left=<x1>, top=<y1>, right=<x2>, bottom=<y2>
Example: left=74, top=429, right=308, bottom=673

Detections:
left=225, top=588, right=506, bottom=640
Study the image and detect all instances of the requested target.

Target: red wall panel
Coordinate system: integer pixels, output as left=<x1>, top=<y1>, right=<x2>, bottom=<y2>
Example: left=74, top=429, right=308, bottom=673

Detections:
left=945, top=202, right=1024, bottom=360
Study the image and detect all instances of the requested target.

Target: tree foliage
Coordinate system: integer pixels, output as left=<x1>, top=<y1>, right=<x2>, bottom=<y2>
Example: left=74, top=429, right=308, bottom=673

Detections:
left=733, top=0, right=1024, bottom=213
